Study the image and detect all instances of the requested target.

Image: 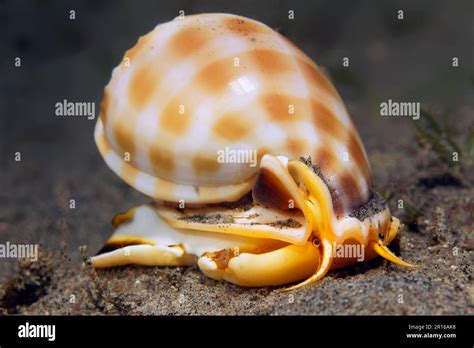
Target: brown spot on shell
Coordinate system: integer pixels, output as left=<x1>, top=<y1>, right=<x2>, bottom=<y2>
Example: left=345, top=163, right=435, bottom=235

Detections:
left=286, top=137, right=307, bottom=155
left=197, top=57, right=239, bottom=92
left=212, top=113, right=251, bottom=141
left=120, top=162, right=140, bottom=184
left=262, top=93, right=303, bottom=122
left=193, top=154, right=221, bottom=176
left=251, top=49, right=294, bottom=74
left=337, top=172, right=362, bottom=210
left=149, top=145, right=175, bottom=177
left=311, top=99, right=345, bottom=139
left=160, top=98, right=192, bottom=135
left=313, top=146, right=335, bottom=171
left=112, top=118, right=136, bottom=163
left=129, top=65, right=158, bottom=109
left=169, top=25, right=211, bottom=58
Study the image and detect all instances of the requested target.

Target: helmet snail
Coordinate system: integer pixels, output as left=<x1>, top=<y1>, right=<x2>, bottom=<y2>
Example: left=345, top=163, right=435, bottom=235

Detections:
left=91, top=13, right=417, bottom=289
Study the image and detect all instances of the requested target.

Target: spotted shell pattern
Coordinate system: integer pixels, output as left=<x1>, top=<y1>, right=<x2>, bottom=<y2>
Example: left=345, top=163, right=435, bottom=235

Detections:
left=96, top=13, right=373, bottom=217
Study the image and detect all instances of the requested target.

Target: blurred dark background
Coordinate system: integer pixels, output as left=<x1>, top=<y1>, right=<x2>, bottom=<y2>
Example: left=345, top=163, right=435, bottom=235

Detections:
left=0, top=0, right=473, bottom=284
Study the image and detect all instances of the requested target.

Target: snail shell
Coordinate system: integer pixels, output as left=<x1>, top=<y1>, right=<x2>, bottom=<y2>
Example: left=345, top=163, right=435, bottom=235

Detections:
left=93, top=13, right=415, bottom=288
left=95, top=13, right=372, bottom=217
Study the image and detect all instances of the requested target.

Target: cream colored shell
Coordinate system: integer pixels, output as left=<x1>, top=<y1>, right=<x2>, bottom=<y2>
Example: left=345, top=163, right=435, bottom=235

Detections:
left=95, top=13, right=372, bottom=216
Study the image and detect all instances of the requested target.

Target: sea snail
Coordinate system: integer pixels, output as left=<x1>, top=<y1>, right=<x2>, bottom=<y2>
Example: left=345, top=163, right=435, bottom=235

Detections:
left=91, top=13, right=417, bottom=289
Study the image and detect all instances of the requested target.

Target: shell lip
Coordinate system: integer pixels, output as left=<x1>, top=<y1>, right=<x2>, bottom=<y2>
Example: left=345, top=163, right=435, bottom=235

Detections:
left=298, top=156, right=383, bottom=221
left=94, top=118, right=256, bottom=204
